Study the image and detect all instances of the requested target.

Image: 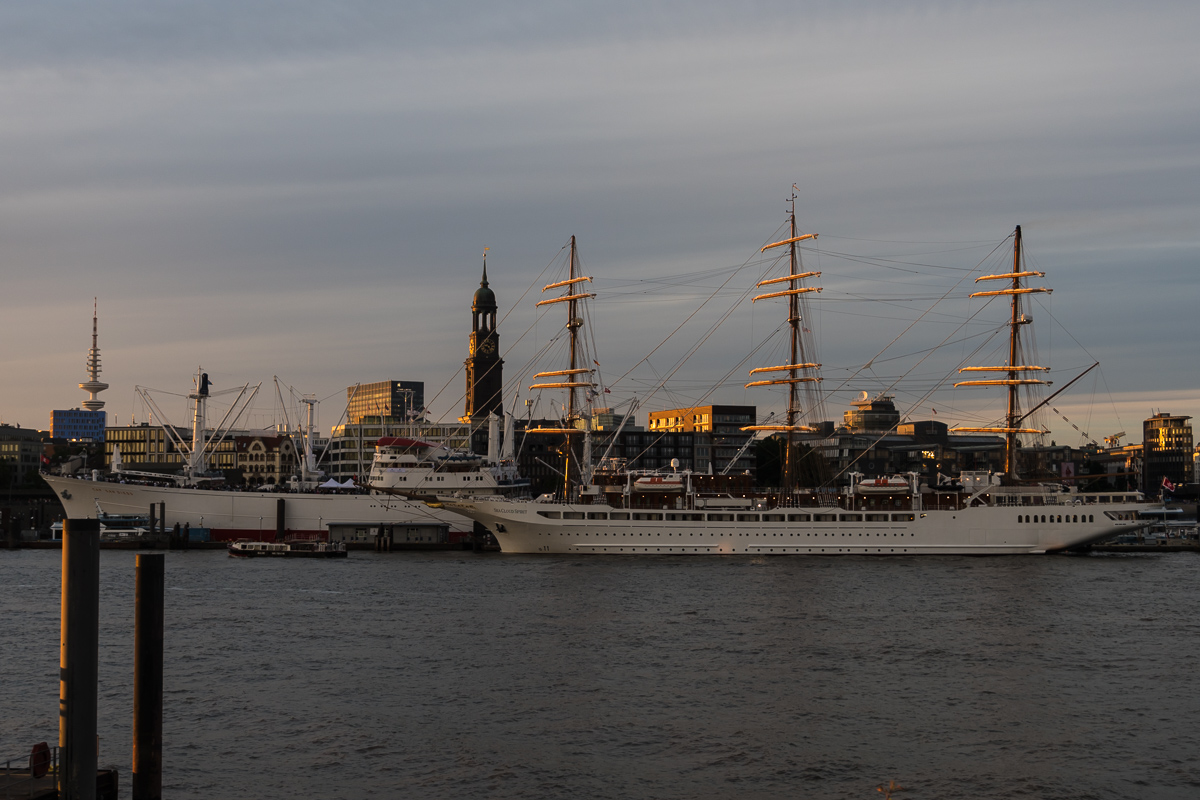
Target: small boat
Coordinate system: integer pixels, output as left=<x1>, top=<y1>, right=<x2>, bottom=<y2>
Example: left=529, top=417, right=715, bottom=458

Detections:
left=853, top=476, right=913, bottom=493
left=228, top=539, right=347, bottom=558
left=633, top=475, right=686, bottom=492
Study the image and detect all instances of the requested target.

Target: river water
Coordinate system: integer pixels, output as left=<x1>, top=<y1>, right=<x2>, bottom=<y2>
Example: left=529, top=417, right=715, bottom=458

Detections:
left=3, top=549, right=1199, bottom=799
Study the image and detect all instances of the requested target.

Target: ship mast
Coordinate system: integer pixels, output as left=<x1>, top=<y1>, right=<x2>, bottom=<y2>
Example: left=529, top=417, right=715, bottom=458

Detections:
left=565, top=238, right=580, bottom=496
left=743, top=191, right=822, bottom=491
left=951, top=225, right=1053, bottom=480
left=529, top=236, right=596, bottom=499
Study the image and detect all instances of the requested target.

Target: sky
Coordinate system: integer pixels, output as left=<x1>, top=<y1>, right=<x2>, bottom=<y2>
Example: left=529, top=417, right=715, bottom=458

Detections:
left=1, top=0, right=1197, bottom=448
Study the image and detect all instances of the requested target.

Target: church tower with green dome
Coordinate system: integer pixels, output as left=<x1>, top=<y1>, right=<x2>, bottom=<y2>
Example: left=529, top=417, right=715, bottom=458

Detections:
left=463, top=253, right=504, bottom=421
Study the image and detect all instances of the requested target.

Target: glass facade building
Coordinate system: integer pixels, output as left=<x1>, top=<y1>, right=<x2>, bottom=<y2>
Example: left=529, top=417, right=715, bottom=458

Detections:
left=345, top=381, right=425, bottom=425
left=50, top=409, right=106, bottom=442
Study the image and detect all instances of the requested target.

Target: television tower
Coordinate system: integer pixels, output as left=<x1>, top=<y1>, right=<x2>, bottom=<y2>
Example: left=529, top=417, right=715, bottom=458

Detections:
left=79, top=298, right=108, bottom=411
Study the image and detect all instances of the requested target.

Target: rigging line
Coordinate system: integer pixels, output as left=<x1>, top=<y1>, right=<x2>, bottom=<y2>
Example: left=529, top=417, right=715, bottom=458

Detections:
left=827, top=235, right=1011, bottom=401
left=1032, top=294, right=1103, bottom=365
left=1097, top=367, right=1127, bottom=438
left=851, top=327, right=1002, bottom=368
left=599, top=264, right=748, bottom=288
left=804, top=248, right=978, bottom=273
left=822, top=326, right=1009, bottom=488
left=582, top=297, right=606, bottom=394
left=821, top=234, right=1000, bottom=246
left=649, top=298, right=787, bottom=410
left=135, top=388, right=190, bottom=399
left=424, top=242, right=573, bottom=422
left=832, top=305, right=1006, bottom=460
left=640, top=246, right=802, bottom=394
left=607, top=241, right=771, bottom=391
left=1014, top=362, right=1099, bottom=425
left=423, top=242, right=570, bottom=424
left=1050, top=407, right=1096, bottom=445
left=640, top=327, right=787, bottom=450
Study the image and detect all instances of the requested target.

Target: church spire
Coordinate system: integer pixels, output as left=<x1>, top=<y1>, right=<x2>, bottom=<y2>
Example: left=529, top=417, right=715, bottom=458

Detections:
left=464, top=249, right=503, bottom=423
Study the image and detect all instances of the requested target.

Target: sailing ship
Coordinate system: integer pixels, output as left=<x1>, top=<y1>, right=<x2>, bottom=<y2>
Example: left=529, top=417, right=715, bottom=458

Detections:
left=436, top=214, right=1152, bottom=554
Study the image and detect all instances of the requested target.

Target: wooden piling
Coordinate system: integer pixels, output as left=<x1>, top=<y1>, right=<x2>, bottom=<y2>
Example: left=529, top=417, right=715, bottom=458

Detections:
left=60, top=518, right=100, bottom=800
left=132, top=554, right=164, bottom=800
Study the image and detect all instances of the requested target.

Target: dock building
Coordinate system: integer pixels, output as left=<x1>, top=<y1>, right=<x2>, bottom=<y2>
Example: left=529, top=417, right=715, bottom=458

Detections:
left=647, top=405, right=757, bottom=474
left=1143, top=412, right=1194, bottom=494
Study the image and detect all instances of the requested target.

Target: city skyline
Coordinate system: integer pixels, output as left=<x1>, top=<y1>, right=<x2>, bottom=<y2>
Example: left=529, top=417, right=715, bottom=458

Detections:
left=2, top=2, right=1197, bottom=443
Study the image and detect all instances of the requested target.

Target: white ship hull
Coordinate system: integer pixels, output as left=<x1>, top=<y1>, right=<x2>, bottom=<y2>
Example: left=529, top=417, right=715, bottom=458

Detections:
left=439, top=495, right=1151, bottom=555
left=44, top=474, right=472, bottom=541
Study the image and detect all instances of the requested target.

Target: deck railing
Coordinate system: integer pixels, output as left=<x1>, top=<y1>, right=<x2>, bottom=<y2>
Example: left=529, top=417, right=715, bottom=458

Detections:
left=2, top=744, right=57, bottom=799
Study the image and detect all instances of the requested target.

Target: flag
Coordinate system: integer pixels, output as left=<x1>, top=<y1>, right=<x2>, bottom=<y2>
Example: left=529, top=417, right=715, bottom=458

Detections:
left=1162, top=476, right=1176, bottom=492
left=604, top=387, right=611, bottom=394
left=40, top=454, right=50, bottom=465
left=931, top=408, right=937, bottom=414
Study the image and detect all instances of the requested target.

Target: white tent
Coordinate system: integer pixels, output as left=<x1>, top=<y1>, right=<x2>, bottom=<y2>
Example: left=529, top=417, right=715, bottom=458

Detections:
left=340, top=479, right=357, bottom=488
left=319, top=478, right=342, bottom=489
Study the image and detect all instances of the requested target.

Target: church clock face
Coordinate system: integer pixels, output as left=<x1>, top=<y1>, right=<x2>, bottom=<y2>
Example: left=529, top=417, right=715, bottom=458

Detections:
left=479, top=338, right=496, bottom=356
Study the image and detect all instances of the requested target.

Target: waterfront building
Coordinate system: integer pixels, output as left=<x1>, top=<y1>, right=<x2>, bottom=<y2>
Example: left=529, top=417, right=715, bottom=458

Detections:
left=234, top=435, right=297, bottom=486
left=647, top=405, right=756, bottom=474
left=345, top=380, right=424, bottom=426
left=0, top=424, right=50, bottom=484
left=813, top=420, right=1004, bottom=482
left=1143, top=412, right=1194, bottom=493
left=589, top=407, right=643, bottom=432
left=102, top=424, right=324, bottom=485
left=103, top=424, right=265, bottom=476
left=843, top=392, right=901, bottom=433
left=50, top=409, right=106, bottom=442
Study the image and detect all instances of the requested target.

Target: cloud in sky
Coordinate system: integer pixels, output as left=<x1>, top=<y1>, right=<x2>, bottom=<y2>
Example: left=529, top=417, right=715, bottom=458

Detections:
left=1, top=1, right=1197, bottom=444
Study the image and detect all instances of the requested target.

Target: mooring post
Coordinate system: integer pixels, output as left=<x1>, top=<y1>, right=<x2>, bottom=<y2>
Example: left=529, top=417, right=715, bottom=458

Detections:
left=132, top=554, right=164, bottom=800
left=60, top=518, right=100, bottom=800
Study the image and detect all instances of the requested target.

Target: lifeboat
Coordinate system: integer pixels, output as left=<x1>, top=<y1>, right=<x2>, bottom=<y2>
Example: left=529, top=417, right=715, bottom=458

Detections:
left=854, top=476, right=911, bottom=493
left=633, top=475, right=686, bottom=492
